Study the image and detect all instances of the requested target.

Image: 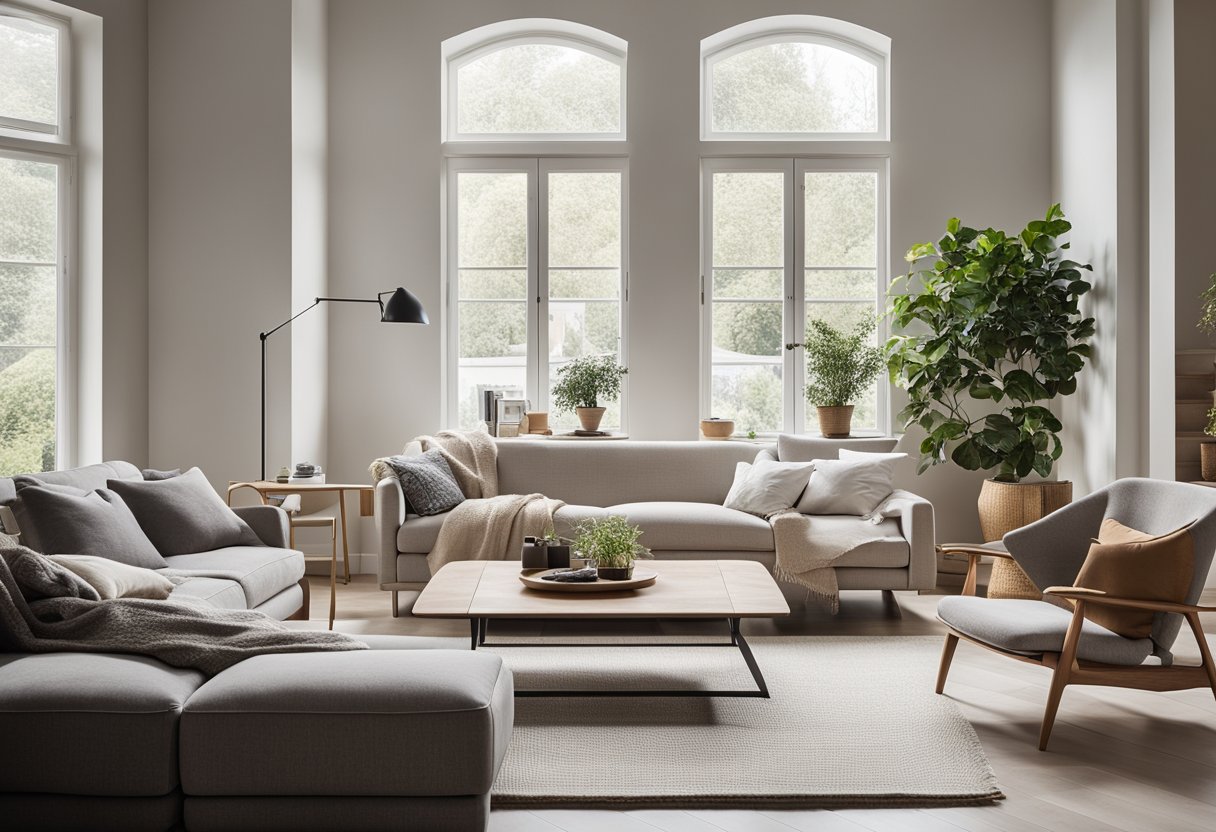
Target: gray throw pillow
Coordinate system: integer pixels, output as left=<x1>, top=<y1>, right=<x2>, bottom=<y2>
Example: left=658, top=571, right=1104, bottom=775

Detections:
left=141, top=468, right=181, bottom=481
left=14, top=486, right=168, bottom=569
left=384, top=450, right=465, bottom=517
left=107, top=467, right=264, bottom=556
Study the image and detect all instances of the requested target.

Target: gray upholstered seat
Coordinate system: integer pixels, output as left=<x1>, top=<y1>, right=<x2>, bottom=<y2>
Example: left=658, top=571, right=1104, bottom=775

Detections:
left=161, top=546, right=305, bottom=608
left=938, top=595, right=1154, bottom=665
left=0, top=652, right=205, bottom=796
left=169, top=576, right=250, bottom=610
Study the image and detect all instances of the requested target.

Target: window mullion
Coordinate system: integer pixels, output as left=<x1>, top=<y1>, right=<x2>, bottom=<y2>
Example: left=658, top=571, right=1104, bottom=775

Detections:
left=530, top=159, right=544, bottom=414
left=783, top=159, right=798, bottom=435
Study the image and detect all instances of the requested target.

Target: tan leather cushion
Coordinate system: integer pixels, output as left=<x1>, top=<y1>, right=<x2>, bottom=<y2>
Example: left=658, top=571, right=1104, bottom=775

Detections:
left=1074, top=518, right=1194, bottom=639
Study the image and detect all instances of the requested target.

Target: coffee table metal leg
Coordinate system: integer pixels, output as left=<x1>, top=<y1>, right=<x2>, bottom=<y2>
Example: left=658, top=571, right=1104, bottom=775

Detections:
left=731, top=618, right=769, bottom=698
left=469, top=618, right=480, bottom=650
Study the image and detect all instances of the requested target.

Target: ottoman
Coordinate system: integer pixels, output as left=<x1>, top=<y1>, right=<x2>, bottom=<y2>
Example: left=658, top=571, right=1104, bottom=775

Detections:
left=179, top=646, right=513, bottom=832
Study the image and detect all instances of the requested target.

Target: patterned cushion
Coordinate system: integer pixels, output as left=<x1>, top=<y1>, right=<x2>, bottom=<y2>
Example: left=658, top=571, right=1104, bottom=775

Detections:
left=384, top=450, right=465, bottom=517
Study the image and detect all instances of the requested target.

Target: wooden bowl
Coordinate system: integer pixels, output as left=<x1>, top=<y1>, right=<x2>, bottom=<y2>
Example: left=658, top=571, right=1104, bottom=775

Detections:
left=700, top=419, right=735, bottom=440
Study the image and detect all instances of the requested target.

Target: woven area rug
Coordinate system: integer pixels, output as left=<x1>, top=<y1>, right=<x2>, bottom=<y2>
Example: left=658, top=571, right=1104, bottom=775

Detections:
left=490, top=635, right=1003, bottom=809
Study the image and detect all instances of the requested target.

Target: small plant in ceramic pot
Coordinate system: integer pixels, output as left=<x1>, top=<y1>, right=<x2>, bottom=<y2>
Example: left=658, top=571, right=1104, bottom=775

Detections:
left=551, top=355, right=627, bottom=432
left=789, top=317, right=885, bottom=438
left=572, top=515, right=651, bottom=581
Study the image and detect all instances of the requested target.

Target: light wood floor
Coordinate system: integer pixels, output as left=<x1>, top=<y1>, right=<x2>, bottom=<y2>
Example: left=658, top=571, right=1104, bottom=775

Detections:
left=305, top=576, right=1216, bottom=832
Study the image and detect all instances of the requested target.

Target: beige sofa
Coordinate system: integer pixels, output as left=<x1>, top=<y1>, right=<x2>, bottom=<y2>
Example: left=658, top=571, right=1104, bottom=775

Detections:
left=376, top=438, right=937, bottom=615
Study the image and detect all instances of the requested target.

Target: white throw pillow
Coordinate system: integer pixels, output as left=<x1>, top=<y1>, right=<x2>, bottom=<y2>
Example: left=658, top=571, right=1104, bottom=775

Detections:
left=48, top=554, right=175, bottom=600
left=723, top=459, right=816, bottom=517
left=795, top=454, right=905, bottom=516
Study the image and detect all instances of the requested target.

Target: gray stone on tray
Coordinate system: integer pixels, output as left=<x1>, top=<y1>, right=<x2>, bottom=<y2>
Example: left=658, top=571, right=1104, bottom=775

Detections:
left=541, top=568, right=598, bottom=583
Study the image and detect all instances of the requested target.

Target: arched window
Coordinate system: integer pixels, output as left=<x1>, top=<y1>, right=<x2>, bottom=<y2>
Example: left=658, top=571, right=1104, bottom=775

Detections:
left=701, top=15, right=889, bottom=140
left=442, top=19, right=626, bottom=141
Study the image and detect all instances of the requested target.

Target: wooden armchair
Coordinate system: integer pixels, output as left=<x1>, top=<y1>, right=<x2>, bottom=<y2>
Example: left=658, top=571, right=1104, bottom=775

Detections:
left=934, top=478, right=1216, bottom=750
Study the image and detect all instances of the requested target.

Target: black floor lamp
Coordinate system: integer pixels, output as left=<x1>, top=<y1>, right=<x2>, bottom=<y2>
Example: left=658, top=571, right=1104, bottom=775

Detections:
left=259, top=288, right=428, bottom=481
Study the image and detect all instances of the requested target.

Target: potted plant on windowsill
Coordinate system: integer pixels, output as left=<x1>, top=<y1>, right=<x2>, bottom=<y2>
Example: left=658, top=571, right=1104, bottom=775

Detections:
left=551, top=355, right=628, bottom=433
left=788, top=317, right=885, bottom=438
left=572, top=515, right=651, bottom=581
left=886, top=205, right=1095, bottom=597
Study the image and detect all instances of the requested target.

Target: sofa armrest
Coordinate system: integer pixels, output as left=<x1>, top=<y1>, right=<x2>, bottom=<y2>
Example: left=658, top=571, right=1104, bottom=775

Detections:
left=886, top=489, right=936, bottom=591
left=375, top=477, right=407, bottom=585
left=232, top=504, right=290, bottom=548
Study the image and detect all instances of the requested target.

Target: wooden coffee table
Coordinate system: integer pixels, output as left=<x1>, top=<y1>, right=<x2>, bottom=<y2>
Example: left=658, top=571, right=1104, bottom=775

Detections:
left=412, top=560, right=790, bottom=698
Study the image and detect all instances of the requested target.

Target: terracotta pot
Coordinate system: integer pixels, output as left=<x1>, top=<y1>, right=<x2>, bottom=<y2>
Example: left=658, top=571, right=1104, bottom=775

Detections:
left=1203, top=443, right=1216, bottom=482
left=977, top=479, right=1073, bottom=599
left=817, top=405, right=854, bottom=438
left=700, top=418, right=735, bottom=440
left=576, top=406, right=606, bottom=432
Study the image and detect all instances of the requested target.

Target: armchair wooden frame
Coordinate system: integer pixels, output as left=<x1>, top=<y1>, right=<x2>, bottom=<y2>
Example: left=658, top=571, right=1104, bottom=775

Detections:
left=935, top=544, right=1216, bottom=751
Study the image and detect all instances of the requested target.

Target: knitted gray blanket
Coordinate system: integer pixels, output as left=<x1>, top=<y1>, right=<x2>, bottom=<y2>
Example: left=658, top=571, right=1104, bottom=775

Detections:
left=0, top=545, right=365, bottom=676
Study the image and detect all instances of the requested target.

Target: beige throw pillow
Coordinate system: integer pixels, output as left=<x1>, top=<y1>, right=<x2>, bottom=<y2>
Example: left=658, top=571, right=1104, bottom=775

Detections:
left=48, top=554, right=176, bottom=601
left=723, top=459, right=816, bottom=517
left=1073, top=518, right=1195, bottom=639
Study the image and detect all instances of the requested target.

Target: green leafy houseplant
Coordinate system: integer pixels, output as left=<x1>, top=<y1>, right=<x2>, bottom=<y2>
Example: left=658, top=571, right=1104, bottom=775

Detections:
left=1199, top=274, right=1216, bottom=337
left=551, top=355, right=628, bottom=412
left=886, top=205, right=1095, bottom=482
left=572, top=515, right=652, bottom=569
left=798, top=318, right=885, bottom=407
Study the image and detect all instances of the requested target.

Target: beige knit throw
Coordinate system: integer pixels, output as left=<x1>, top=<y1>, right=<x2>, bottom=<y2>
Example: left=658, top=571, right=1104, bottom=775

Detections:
left=370, top=428, right=499, bottom=498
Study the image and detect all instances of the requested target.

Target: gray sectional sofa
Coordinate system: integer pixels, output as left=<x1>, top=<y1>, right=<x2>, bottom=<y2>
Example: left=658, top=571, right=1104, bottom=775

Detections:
left=0, top=461, right=514, bottom=832
left=0, top=461, right=309, bottom=619
left=376, top=437, right=937, bottom=614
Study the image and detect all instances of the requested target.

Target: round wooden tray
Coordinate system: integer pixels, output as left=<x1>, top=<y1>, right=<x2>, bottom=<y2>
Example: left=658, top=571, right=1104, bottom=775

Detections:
left=519, top=568, right=658, bottom=593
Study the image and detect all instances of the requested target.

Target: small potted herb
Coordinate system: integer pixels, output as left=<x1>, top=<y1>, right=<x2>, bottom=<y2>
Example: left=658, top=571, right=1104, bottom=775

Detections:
left=572, top=515, right=651, bottom=580
left=788, top=317, right=885, bottom=438
left=551, top=355, right=628, bottom=432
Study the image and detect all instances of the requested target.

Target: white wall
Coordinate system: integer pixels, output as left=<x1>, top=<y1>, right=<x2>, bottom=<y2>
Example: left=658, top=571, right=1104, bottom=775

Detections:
left=326, top=0, right=1053, bottom=547
left=291, top=0, right=328, bottom=468
left=1052, top=0, right=1145, bottom=493
left=52, top=0, right=149, bottom=466
left=148, top=0, right=294, bottom=485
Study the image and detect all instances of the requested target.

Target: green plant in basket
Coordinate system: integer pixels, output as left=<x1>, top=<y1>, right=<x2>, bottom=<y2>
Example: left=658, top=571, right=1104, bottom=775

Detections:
left=886, top=204, right=1095, bottom=482
left=572, top=515, right=651, bottom=569
left=551, top=355, right=628, bottom=412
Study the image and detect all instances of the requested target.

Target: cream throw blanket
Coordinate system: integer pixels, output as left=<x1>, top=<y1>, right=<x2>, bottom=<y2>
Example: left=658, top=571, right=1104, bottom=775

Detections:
left=371, top=430, right=563, bottom=575
left=771, top=494, right=916, bottom=613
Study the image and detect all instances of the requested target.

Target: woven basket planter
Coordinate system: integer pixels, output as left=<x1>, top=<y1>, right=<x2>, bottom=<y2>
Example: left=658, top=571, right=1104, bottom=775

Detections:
left=977, top=479, right=1073, bottom=600
left=1202, top=442, right=1216, bottom=482
left=817, top=406, right=854, bottom=438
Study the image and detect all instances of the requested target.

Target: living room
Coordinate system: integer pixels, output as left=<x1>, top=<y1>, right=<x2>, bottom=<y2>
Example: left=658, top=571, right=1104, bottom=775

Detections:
left=2, top=0, right=1215, bottom=830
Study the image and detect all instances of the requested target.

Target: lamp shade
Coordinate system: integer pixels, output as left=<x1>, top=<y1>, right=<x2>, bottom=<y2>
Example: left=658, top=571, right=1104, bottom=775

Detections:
left=380, top=287, right=429, bottom=324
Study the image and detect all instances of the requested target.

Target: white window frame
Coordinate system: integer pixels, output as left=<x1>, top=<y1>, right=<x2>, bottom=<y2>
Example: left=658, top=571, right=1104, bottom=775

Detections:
left=699, top=156, right=888, bottom=437
left=441, top=18, right=627, bottom=143
left=700, top=15, right=890, bottom=142
left=0, top=3, right=71, bottom=144
left=443, top=156, right=629, bottom=430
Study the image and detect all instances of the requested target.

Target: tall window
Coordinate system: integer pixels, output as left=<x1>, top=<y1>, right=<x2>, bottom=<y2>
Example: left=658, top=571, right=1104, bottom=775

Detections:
left=447, top=159, right=626, bottom=431
left=1, top=4, right=71, bottom=475
left=700, top=18, right=890, bottom=437
left=443, top=21, right=628, bottom=431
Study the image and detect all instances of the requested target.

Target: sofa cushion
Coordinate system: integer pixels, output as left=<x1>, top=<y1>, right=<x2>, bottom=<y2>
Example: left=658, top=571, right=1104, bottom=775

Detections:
left=397, top=513, right=449, bottom=554
left=107, top=467, right=263, bottom=556
left=169, top=576, right=250, bottom=611
left=0, top=652, right=205, bottom=796
left=14, top=486, right=167, bottom=569
left=50, top=554, right=176, bottom=600
left=603, top=502, right=774, bottom=551
left=383, top=450, right=465, bottom=516
left=937, top=595, right=1154, bottom=665
left=161, top=546, right=304, bottom=608
left=180, top=650, right=513, bottom=797
left=804, top=516, right=910, bottom=567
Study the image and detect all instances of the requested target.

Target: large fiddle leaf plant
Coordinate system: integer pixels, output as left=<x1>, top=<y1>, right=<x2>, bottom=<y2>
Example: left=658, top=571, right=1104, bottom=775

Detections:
left=886, top=205, right=1095, bottom=482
